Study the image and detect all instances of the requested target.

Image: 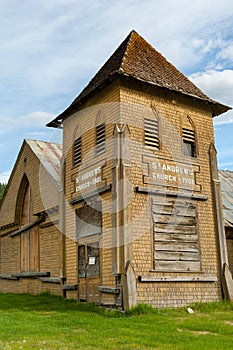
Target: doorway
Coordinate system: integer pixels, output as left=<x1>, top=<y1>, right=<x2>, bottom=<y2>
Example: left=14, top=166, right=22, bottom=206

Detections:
left=78, top=241, right=100, bottom=303
left=76, top=201, right=102, bottom=303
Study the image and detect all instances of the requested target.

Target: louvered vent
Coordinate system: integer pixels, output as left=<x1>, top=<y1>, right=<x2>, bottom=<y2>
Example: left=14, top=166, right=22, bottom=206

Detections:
left=96, top=123, right=106, bottom=155
left=144, top=118, right=159, bottom=149
left=182, top=128, right=195, bottom=142
left=73, top=137, right=81, bottom=167
left=182, top=128, right=196, bottom=157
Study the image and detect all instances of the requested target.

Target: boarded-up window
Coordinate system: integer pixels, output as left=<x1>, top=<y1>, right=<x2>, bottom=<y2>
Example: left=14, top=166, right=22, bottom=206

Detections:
left=73, top=136, right=82, bottom=167
left=96, top=123, right=106, bottom=155
left=76, top=202, right=102, bottom=239
left=144, top=118, right=159, bottom=150
left=20, top=183, right=39, bottom=272
left=153, top=197, right=201, bottom=272
left=182, top=128, right=196, bottom=157
left=21, top=184, right=30, bottom=226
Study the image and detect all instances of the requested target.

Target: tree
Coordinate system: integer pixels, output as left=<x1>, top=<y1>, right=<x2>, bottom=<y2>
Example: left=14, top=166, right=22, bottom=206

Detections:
left=0, top=183, right=7, bottom=203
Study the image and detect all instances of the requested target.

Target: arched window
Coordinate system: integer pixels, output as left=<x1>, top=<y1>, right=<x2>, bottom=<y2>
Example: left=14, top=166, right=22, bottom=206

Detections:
left=15, top=175, right=39, bottom=272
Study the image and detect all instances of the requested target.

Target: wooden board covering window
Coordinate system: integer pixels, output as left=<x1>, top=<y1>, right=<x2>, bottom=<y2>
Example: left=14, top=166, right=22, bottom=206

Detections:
left=153, top=198, right=201, bottom=271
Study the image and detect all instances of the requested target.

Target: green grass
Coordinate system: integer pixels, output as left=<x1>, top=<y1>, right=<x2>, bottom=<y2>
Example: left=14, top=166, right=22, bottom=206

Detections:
left=0, top=293, right=232, bottom=349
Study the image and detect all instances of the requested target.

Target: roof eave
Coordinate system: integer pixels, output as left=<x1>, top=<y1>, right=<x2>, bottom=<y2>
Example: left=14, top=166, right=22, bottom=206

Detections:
left=47, top=72, right=231, bottom=128
left=46, top=72, right=120, bottom=128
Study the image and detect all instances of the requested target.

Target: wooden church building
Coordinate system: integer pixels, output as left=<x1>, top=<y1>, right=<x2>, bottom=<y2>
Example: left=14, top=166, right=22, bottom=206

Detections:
left=1, top=31, right=233, bottom=309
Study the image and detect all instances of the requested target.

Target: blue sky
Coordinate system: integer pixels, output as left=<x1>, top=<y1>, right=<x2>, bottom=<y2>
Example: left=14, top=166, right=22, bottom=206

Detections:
left=1, top=0, right=233, bottom=183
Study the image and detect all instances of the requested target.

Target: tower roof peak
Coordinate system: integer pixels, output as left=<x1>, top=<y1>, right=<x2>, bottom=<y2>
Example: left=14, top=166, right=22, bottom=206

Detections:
left=47, top=30, right=231, bottom=127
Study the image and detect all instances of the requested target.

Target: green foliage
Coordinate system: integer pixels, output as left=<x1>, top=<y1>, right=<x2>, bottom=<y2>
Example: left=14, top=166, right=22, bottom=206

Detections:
left=125, top=303, right=156, bottom=315
left=0, top=183, right=7, bottom=202
left=0, top=293, right=233, bottom=349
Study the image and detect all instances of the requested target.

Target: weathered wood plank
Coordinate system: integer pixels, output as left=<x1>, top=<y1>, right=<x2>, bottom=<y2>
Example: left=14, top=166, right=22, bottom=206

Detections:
left=11, top=271, right=50, bottom=278
left=153, top=214, right=196, bottom=225
left=98, top=286, right=120, bottom=294
left=154, top=251, right=200, bottom=261
left=136, top=186, right=208, bottom=200
left=154, top=224, right=197, bottom=234
left=62, top=284, right=78, bottom=290
left=154, top=260, right=201, bottom=271
left=154, top=233, right=198, bottom=242
left=154, top=242, right=199, bottom=253
left=139, top=276, right=217, bottom=282
left=152, top=206, right=196, bottom=217
left=152, top=198, right=196, bottom=208
left=40, top=277, right=60, bottom=283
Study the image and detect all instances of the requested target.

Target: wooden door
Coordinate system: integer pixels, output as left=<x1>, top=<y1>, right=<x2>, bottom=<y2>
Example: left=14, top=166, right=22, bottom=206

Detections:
left=29, top=227, right=39, bottom=272
left=78, top=242, right=100, bottom=303
left=21, top=231, right=29, bottom=271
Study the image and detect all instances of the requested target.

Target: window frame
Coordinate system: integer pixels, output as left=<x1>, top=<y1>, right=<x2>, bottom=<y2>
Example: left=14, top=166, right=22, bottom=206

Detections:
left=76, top=201, right=102, bottom=240
left=182, top=128, right=196, bottom=158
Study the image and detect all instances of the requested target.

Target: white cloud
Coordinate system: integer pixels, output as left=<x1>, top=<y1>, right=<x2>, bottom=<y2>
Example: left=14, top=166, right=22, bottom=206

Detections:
left=214, top=111, right=233, bottom=126
left=218, top=161, right=233, bottom=170
left=189, top=69, right=233, bottom=106
left=21, top=112, right=56, bottom=128
left=0, top=0, right=233, bottom=174
left=218, top=42, right=233, bottom=61
left=0, top=171, right=10, bottom=184
left=0, top=111, right=56, bottom=132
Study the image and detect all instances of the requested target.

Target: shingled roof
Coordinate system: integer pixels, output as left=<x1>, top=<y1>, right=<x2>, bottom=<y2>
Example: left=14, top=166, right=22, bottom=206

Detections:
left=47, top=30, right=231, bottom=128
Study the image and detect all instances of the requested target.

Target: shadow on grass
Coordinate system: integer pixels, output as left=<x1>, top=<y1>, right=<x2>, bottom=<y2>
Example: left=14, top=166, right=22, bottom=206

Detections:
left=0, top=292, right=126, bottom=317
left=0, top=292, right=163, bottom=319
left=0, top=292, right=232, bottom=318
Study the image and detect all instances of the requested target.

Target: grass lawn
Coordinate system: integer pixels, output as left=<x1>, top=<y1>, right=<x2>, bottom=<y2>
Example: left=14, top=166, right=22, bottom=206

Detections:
left=0, top=293, right=232, bottom=349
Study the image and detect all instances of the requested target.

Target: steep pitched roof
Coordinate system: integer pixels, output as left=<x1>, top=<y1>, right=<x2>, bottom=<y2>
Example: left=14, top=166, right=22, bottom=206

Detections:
left=0, top=139, right=62, bottom=227
left=219, top=170, right=233, bottom=227
left=47, top=30, right=231, bottom=128
left=25, top=140, right=62, bottom=185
